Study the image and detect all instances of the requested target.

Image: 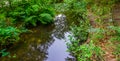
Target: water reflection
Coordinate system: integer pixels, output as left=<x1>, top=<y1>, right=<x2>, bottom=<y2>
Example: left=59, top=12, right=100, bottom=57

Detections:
left=45, top=14, right=74, bottom=61
left=1, top=24, right=55, bottom=61
left=53, top=14, right=68, bottom=39
left=46, top=32, right=74, bottom=61
left=0, top=14, right=75, bottom=61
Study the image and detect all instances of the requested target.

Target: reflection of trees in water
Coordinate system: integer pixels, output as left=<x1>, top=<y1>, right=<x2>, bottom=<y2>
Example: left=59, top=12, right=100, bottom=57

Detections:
left=1, top=25, right=55, bottom=61
left=53, top=14, right=69, bottom=39
left=18, top=26, right=55, bottom=61
left=1, top=14, right=74, bottom=61
left=19, top=37, right=54, bottom=61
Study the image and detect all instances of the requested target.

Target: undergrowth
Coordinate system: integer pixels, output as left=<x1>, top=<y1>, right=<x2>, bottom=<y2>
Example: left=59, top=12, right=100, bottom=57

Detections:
left=0, top=0, right=55, bottom=57
left=0, top=0, right=55, bottom=26
left=64, top=0, right=120, bottom=61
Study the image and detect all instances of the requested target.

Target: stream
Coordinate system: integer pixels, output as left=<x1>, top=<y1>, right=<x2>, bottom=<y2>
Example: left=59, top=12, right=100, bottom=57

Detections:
left=1, top=14, right=75, bottom=61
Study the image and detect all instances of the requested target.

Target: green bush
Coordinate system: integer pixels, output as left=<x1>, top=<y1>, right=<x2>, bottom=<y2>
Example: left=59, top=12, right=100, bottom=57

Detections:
left=0, top=26, right=21, bottom=46
left=39, top=13, right=53, bottom=24
left=55, top=0, right=87, bottom=20
left=0, top=0, right=55, bottom=26
left=71, top=21, right=89, bottom=43
left=67, top=39, right=103, bottom=61
left=0, top=9, right=25, bottom=47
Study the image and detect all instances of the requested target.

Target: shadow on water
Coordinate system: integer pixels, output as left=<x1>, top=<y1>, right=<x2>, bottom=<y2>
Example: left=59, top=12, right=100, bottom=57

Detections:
left=1, top=14, right=75, bottom=61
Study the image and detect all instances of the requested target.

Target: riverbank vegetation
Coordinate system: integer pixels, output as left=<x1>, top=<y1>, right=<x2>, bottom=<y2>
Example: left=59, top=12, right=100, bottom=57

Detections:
left=0, top=0, right=55, bottom=57
left=64, top=0, right=120, bottom=61
left=0, top=0, right=120, bottom=61
left=54, top=0, right=120, bottom=61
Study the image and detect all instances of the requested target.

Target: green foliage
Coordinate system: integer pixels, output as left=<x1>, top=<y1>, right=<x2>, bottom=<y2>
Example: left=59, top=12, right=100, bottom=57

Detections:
left=0, top=12, right=27, bottom=46
left=65, top=0, right=109, bottom=61
left=55, top=0, right=89, bottom=43
left=0, top=0, right=55, bottom=26
left=86, top=0, right=120, bottom=60
left=0, top=26, right=21, bottom=46
left=0, top=49, right=10, bottom=57
left=77, top=41, right=103, bottom=61
left=0, top=14, right=15, bottom=27
left=107, top=26, right=120, bottom=60
left=91, top=5, right=111, bottom=16
left=90, top=28, right=105, bottom=42
left=67, top=39, right=103, bottom=61
left=114, top=44, right=120, bottom=60
left=71, top=21, right=89, bottom=43
left=108, top=26, right=120, bottom=41
left=64, top=0, right=94, bottom=60
left=0, top=17, right=27, bottom=46
left=0, top=0, right=55, bottom=58
left=39, top=13, right=53, bottom=24
left=68, top=21, right=104, bottom=61
left=55, top=0, right=87, bottom=20
left=85, top=0, right=115, bottom=5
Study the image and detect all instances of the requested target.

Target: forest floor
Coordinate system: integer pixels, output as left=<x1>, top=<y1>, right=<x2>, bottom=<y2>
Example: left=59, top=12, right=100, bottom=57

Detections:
left=87, top=4, right=120, bottom=61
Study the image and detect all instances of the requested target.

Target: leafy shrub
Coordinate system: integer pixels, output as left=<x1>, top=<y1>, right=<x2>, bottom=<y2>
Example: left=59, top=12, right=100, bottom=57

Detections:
left=71, top=21, right=89, bottom=43
left=0, top=26, right=21, bottom=46
left=67, top=39, right=103, bottom=61
left=0, top=0, right=55, bottom=26
left=39, top=13, right=53, bottom=24
left=0, top=8, right=26, bottom=49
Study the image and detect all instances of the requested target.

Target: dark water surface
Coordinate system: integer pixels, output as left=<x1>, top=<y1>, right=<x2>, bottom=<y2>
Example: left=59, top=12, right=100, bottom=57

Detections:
left=1, top=15, right=74, bottom=61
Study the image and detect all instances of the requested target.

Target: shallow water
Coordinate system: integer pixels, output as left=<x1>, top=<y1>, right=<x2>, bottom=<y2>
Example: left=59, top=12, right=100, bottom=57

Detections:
left=1, top=14, right=75, bottom=61
left=46, top=32, right=73, bottom=61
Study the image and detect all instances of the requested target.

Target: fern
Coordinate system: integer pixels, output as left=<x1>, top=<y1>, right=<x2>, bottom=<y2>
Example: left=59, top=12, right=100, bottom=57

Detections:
left=0, top=26, right=21, bottom=45
left=25, top=16, right=37, bottom=26
left=39, top=13, right=53, bottom=24
left=31, top=4, right=40, bottom=12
